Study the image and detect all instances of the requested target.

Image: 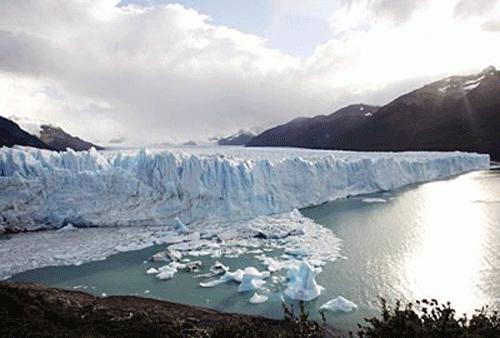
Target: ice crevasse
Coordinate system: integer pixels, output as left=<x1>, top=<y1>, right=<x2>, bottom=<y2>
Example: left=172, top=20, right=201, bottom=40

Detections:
left=0, top=146, right=490, bottom=232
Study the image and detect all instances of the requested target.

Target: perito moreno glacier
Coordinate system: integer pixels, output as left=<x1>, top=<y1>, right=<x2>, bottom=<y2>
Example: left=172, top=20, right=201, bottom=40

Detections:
left=0, top=146, right=489, bottom=233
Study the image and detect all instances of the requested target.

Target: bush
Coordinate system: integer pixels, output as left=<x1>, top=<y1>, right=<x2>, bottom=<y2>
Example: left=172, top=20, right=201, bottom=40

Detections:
left=355, top=298, right=500, bottom=338
left=211, top=301, right=327, bottom=338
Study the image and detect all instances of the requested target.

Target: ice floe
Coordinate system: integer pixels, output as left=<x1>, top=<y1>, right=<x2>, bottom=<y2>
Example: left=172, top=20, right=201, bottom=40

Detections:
left=320, top=296, right=358, bottom=313
left=249, top=293, right=268, bottom=304
left=238, top=275, right=266, bottom=293
left=361, top=198, right=387, bottom=203
left=150, top=249, right=182, bottom=262
left=145, top=267, right=159, bottom=274
left=156, top=265, right=177, bottom=280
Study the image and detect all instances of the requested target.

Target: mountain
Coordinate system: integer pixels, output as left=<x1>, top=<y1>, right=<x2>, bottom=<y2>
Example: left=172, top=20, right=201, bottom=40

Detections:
left=38, top=125, right=104, bottom=151
left=248, top=66, right=500, bottom=160
left=247, top=104, right=379, bottom=149
left=0, top=115, right=54, bottom=150
left=218, top=129, right=258, bottom=146
left=9, top=116, right=104, bottom=151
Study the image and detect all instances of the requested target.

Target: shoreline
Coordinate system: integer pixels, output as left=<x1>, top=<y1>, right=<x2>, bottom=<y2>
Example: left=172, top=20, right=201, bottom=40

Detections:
left=0, top=281, right=343, bottom=337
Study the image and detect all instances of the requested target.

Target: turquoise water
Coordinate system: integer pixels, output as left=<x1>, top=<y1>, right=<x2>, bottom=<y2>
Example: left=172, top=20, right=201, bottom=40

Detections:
left=11, top=169, right=500, bottom=333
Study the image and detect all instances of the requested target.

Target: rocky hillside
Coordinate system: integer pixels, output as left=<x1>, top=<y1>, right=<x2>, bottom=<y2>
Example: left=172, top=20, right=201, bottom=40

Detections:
left=247, top=104, right=379, bottom=149
left=248, top=66, right=500, bottom=160
left=0, top=116, right=54, bottom=150
left=38, top=125, right=104, bottom=151
left=6, top=116, right=104, bottom=151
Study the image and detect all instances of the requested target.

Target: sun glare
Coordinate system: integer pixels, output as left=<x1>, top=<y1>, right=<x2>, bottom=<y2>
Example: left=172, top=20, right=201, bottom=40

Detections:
left=403, top=173, right=491, bottom=313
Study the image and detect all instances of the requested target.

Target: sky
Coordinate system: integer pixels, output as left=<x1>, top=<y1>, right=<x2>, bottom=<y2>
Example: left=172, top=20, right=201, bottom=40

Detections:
left=0, top=0, right=499, bottom=145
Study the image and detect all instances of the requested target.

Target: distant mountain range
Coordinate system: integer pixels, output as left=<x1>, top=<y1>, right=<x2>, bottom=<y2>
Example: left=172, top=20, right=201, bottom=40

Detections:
left=248, top=66, right=500, bottom=160
left=0, top=116, right=103, bottom=151
left=218, top=129, right=257, bottom=145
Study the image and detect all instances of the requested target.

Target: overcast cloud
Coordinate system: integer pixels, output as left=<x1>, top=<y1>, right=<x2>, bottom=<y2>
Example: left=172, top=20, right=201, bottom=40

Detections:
left=0, top=0, right=499, bottom=145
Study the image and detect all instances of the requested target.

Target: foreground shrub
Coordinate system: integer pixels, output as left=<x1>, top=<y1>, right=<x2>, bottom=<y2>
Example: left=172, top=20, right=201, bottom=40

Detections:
left=211, top=302, right=327, bottom=338
left=356, top=298, right=500, bottom=338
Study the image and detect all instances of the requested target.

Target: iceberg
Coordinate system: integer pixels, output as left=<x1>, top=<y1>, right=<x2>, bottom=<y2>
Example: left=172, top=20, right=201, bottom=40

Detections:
left=237, top=275, right=266, bottom=293
left=0, top=146, right=489, bottom=232
left=145, top=267, right=159, bottom=274
left=199, top=277, right=230, bottom=288
left=249, top=293, right=268, bottom=304
left=319, top=296, right=357, bottom=313
left=156, top=265, right=177, bottom=280
left=199, top=266, right=269, bottom=291
left=150, top=249, right=182, bottom=262
left=284, top=261, right=324, bottom=301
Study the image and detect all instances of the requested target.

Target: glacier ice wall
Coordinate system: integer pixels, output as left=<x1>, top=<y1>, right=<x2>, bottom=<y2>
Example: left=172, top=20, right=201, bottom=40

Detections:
left=0, top=146, right=489, bottom=231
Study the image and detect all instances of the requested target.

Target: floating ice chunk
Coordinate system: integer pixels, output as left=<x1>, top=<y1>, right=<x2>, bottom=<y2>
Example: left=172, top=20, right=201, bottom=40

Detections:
left=156, top=265, right=177, bottom=280
left=284, top=261, right=323, bottom=301
left=257, top=255, right=299, bottom=272
left=249, top=293, right=268, bottom=304
left=210, top=261, right=229, bottom=275
left=115, top=242, right=153, bottom=252
left=361, top=198, right=387, bottom=203
left=145, top=267, right=159, bottom=274
left=200, top=266, right=269, bottom=289
left=242, top=266, right=270, bottom=280
left=150, top=249, right=182, bottom=262
left=57, top=223, right=77, bottom=232
left=238, top=275, right=266, bottom=293
left=285, top=248, right=310, bottom=257
left=320, top=296, right=357, bottom=313
left=174, top=217, right=189, bottom=234
left=225, top=269, right=245, bottom=282
left=156, top=232, right=199, bottom=245
left=165, top=260, right=201, bottom=272
left=199, top=275, right=231, bottom=288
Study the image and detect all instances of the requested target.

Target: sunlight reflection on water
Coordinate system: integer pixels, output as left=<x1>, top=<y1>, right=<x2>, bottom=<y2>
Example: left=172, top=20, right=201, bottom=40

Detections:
left=404, top=172, right=491, bottom=313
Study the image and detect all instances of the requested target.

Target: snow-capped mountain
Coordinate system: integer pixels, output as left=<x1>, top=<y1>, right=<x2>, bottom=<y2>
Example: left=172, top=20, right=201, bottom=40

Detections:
left=217, top=129, right=262, bottom=146
left=8, top=116, right=104, bottom=151
left=248, top=66, right=500, bottom=160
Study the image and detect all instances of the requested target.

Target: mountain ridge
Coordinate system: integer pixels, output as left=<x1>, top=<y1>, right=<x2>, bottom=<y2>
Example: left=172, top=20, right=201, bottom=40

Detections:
left=247, top=66, right=500, bottom=160
left=1, top=115, right=104, bottom=151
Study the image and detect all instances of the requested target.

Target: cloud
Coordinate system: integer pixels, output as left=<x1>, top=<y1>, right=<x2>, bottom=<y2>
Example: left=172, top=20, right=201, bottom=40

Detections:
left=482, top=18, right=500, bottom=31
left=0, top=0, right=499, bottom=144
left=454, top=0, right=499, bottom=18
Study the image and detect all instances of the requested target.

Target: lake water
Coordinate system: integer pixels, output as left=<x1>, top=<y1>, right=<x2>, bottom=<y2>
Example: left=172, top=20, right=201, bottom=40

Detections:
left=11, top=169, right=500, bottom=333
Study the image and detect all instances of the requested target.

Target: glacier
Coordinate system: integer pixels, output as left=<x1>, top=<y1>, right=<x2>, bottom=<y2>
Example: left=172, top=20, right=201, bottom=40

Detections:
left=0, top=146, right=489, bottom=232
left=0, top=146, right=491, bottom=304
